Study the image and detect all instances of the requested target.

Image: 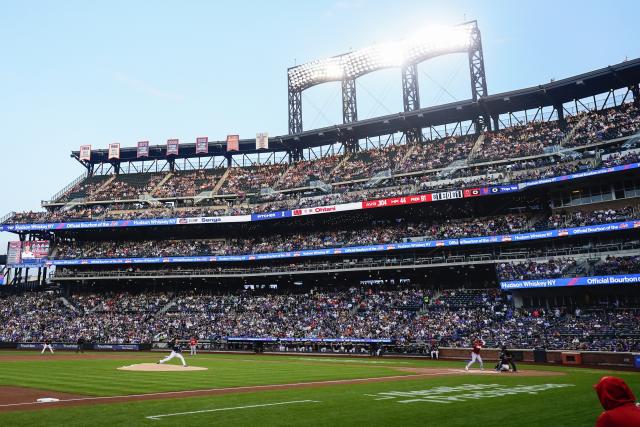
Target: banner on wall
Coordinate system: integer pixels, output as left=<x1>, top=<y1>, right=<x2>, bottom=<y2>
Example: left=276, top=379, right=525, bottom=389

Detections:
left=20, top=240, right=50, bottom=263
left=195, top=137, right=208, bottom=154
left=7, top=241, right=22, bottom=265
left=167, top=139, right=179, bottom=156
left=79, top=145, right=91, bottom=161
left=226, top=135, right=239, bottom=151
left=137, top=141, right=149, bottom=158
left=501, top=274, right=640, bottom=290
left=108, top=143, right=120, bottom=160
left=256, top=132, right=268, bottom=150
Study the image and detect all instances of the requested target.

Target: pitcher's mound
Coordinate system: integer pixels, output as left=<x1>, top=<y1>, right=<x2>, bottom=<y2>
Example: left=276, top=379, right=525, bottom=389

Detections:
left=118, top=363, right=207, bottom=372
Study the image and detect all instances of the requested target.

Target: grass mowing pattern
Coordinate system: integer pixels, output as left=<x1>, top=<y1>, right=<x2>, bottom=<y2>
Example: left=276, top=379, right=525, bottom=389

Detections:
left=0, top=353, right=410, bottom=396
left=0, top=352, right=638, bottom=426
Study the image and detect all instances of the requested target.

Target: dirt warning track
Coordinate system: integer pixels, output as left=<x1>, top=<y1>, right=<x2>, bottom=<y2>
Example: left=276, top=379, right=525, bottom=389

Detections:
left=0, top=368, right=561, bottom=413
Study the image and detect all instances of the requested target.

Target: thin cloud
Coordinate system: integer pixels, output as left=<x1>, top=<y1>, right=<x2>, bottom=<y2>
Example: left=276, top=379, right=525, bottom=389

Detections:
left=113, top=71, right=185, bottom=103
left=325, top=0, right=367, bottom=16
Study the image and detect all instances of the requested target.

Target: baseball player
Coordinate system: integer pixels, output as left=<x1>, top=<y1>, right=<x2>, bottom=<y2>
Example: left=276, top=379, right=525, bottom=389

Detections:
left=189, top=337, right=198, bottom=356
left=465, top=338, right=485, bottom=371
left=430, top=341, right=439, bottom=360
left=41, top=339, right=54, bottom=355
left=495, top=345, right=517, bottom=372
left=158, top=338, right=188, bottom=367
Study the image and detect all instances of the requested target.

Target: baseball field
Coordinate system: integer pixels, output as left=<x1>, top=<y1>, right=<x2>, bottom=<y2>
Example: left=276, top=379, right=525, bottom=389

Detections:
left=0, top=351, right=637, bottom=426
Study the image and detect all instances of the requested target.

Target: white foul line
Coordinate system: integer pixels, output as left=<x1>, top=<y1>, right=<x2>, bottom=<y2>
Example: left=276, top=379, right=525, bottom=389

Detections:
left=145, top=400, right=321, bottom=420
left=0, top=372, right=448, bottom=409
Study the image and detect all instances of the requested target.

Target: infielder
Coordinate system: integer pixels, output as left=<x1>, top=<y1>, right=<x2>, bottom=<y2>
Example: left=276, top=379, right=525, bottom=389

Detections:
left=158, top=338, right=188, bottom=367
left=465, top=338, right=485, bottom=371
left=189, top=337, right=198, bottom=356
left=41, top=339, right=54, bottom=354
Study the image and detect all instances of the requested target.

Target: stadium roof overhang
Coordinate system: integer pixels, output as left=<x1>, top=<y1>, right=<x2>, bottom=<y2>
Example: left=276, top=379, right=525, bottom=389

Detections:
left=72, top=57, right=640, bottom=164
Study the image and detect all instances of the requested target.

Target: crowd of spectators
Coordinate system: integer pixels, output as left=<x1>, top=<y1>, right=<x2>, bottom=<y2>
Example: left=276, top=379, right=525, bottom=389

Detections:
left=51, top=203, right=640, bottom=261
left=547, top=206, right=637, bottom=228
left=0, top=287, right=638, bottom=352
left=473, top=122, right=565, bottom=163
left=570, top=102, right=640, bottom=147
left=153, top=170, right=221, bottom=198
left=496, top=258, right=578, bottom=280
left=594, top=255, right=640, bottom=275
left=278, top=155, right=343, bottom=189
left=222, top=164, right=287, bottom=195
left=53, top=213, right=533, bottom=260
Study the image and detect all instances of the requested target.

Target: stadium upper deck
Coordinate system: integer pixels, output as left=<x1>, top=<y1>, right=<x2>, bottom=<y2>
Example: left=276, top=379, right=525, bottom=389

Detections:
left=2, top=100, right=640, bottom=228
left=3, top=58, right=640, bottom=292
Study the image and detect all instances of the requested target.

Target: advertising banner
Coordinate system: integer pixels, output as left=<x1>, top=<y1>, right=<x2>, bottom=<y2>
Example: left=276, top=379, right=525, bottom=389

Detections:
left=79, top=145, right=91, bottom=161
left=137, top=141, right=149, bottom=158
left=195, top=137, right=208, bottom=154
left=226, top=134, right=239, bottom=151
left=108, top=143, right=120, bottom=160
left=167, top=139, right=179, bottom=156
left=7, top=241, right=22, bottom=265
left=362, top=194, right=432, bottom=209
left=256, top=132, right=268, bottom=150
left=20, top=240, right=50, bottom=264
left=501, top=274, right=640, bottom=290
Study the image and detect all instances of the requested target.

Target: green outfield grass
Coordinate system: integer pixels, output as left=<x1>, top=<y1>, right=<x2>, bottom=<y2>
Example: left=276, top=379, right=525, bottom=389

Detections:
left=0, top=351, right=638, bottom=426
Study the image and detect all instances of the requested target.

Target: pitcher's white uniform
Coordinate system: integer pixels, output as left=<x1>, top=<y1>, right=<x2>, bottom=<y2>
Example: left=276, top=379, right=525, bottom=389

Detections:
left=158, top=340, right=187, bottom=367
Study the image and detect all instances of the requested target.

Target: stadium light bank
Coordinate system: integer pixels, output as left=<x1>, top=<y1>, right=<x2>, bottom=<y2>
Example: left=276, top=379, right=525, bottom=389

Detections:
left=287, top=23, right=473, bottom=91
left=286, top=21, right=487, bottom=138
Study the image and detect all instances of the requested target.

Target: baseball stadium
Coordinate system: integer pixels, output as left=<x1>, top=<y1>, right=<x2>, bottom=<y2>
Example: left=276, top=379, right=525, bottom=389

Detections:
left=1, top=3, right=640, bottom=426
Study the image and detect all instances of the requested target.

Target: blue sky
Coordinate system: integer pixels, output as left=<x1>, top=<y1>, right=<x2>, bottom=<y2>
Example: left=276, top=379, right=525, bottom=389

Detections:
left=1, top=0, right=639, bottom=252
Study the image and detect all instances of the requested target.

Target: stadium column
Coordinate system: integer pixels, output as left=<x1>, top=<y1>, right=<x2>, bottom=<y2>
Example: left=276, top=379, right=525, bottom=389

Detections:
left=632, top=84, right=640, bottom=106
left=491, top=114, right=500, bottom=131
left=401, top=63, right=423, bottom=143
left=342, top=78, right=357, bottom=125
left=467, top=22, right=489, bottom=133
left=555, top=103, right=566, bottom=130
left=290, top=147, right=303, bottom=162
left=341, top=78, right=359, bottom=153
left=288, top=85, right=303, bottom=134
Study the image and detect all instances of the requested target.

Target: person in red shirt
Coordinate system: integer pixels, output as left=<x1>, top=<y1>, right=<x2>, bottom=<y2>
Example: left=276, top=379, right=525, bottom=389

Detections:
left=465, top=338, right=485, bottom=371
left=594, top=376, right=640, bottom=427
left=189, top=337, right=198, bottom=356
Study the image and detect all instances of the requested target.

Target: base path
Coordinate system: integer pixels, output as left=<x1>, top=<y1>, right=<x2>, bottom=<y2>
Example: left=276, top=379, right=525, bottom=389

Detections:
left=0, top=368, right=561, bottom=413
left=0, top=387, right=85, bottom=406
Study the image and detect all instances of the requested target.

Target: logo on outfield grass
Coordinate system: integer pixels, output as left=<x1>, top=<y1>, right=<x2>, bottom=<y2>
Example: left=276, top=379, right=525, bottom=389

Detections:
left=365, top=383, right=575, bottom=404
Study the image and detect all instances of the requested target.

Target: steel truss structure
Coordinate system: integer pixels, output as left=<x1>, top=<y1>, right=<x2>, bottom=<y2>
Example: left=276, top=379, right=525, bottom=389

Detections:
left=68, top=58, right=640, bottom=180
left=288, top=21, right=489, bottom=140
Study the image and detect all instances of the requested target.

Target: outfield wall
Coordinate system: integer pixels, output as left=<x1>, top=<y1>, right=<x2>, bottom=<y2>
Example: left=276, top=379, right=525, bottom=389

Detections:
left=5, top=341, right=637, bottom=368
